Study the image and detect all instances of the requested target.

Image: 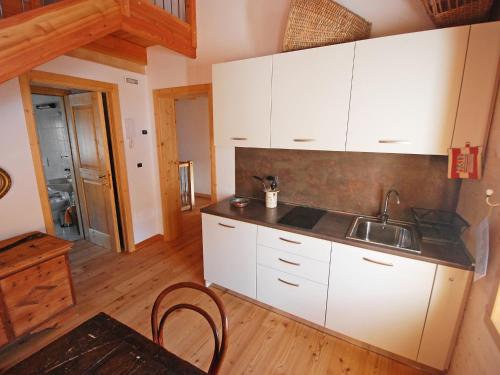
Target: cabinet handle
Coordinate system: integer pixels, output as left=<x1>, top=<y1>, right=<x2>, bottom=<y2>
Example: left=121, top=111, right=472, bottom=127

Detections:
left=218, top=223, right=235, bottom=229
left=278, top=257, right=301, bottom=266
left=279, top=237, right=301, bottom=245
left=378, top=140, right=411, bottom=144
left=230, top=137, right=248, bottom=141
left=278, top=278, right=299, bottom=287
left=362, top=257, right=394, bottom=267
left=293, top=138, right=315, bottom=142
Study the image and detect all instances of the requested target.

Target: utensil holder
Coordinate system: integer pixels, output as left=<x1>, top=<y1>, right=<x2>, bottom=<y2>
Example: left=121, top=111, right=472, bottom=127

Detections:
left=265, top=190, right=279, bottom=209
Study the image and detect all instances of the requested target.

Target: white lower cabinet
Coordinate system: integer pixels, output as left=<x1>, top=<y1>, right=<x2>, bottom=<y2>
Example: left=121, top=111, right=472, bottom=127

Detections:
left=257, top=265, right=328, bottom=325
left=325, top=242, right=436, bottom=360
left=201, top=215, right=471, bottom=370
left=201, top=214, right=257, bottom=298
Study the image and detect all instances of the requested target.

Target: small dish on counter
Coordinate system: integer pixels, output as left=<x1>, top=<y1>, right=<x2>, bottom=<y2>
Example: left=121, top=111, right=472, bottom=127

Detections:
left=231, top=197, right=249, bottom=208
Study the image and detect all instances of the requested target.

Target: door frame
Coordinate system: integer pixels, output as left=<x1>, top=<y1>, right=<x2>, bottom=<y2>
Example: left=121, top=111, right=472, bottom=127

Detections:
left=153, top=84, right=216, bottom=241
left=19, top=70, right=135, bottom=252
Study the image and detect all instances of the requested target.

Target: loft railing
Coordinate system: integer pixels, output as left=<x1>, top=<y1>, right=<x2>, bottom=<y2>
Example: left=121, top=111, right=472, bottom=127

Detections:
left=0, top=0, right=191, bottom=24
left=152, top=0, right=186, bottom=22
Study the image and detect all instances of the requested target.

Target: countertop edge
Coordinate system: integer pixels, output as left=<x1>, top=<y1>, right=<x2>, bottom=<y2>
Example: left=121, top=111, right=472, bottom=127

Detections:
left=201, top=201, right=475, bottom=272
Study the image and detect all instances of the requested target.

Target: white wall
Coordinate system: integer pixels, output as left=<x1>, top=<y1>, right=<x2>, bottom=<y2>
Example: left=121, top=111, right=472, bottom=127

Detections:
left=449, top=86, right=500, bottom=375
left=0, top=79, right=46, bottom=239
left=0, top=56, right=162, bottom=243
left=147, top=0, right=434, bottom=89
left=146, top=0, right=436, bottom=200
left=175, top=96, right=211, bottom=195
left=335, top=0, right=434, bottom=37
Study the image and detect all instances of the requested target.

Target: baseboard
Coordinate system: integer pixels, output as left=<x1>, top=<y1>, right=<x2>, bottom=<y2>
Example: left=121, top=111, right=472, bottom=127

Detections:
left=134, top=234, right=163, bottom=250
left=195, top=192, right=211, bottom=199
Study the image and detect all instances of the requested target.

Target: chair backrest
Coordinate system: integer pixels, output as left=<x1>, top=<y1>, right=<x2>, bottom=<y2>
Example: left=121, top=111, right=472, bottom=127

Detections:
left=151, top=282, right=228, bottom=375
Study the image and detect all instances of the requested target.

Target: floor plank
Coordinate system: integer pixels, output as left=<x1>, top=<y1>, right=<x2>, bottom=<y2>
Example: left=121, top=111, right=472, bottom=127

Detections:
left=0, top=206, right=427, bottom=374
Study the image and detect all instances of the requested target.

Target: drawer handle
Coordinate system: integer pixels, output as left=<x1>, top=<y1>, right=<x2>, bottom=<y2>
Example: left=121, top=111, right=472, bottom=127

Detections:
left=293, top=138, right=315, bottom=142
left=278, top=278, right=299, bottom=287
left=362, top=257, right=394, bottom=267
left=378, top=140, right=411, bottom=144
left=218, top=223, right=235, bottom=229
left=230, top=137, right=248, bottom=141
left=279, top=237, right=301, bottom=245
left=278, top=257, right=301, bottom=266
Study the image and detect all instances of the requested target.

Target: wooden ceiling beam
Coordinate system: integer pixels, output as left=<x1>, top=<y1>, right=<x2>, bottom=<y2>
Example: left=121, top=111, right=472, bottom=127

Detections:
left=122, top=0, right=196, bottom=58
left=78, top=35, right=147, bottom=66
left=66, top=48, right=146, bottom=74
left=0, top=0, right=122, bottom=84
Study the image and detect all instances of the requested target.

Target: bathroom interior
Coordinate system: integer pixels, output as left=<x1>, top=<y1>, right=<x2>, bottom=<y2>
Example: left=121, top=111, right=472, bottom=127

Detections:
left=33, top=94, right=82, bottom=241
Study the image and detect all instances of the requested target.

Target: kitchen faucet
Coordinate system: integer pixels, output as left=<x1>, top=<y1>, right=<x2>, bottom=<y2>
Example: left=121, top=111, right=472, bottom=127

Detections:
left=379, top=189, right=400, bottom=225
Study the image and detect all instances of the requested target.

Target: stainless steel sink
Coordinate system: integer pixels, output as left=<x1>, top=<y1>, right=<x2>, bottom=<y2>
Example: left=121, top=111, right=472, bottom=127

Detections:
left=346, top=216, right=420, bottom=253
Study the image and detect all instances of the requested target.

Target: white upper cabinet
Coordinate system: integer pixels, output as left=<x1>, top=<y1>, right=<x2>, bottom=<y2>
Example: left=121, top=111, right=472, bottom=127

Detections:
left=346, top=26, right=469, bottom=155
left=452, top=21, right=500, bottom=148
left=271, top=43, right=355, bottom=151
left=212, top=56, right=272, bottom=148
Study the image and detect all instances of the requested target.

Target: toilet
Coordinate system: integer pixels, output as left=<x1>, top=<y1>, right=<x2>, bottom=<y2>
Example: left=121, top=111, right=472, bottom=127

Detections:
left=49, top=189, right=70, bottom=226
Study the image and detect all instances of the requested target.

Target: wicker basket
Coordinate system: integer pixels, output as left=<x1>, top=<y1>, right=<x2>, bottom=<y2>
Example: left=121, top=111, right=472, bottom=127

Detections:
left=421, top=0, right=494, bottom=27
left=282, top=0, right=371, bottom=52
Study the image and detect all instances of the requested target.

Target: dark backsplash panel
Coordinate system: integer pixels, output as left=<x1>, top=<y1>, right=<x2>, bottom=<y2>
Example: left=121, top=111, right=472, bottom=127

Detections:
left=235, top=148, right=461, bottom=220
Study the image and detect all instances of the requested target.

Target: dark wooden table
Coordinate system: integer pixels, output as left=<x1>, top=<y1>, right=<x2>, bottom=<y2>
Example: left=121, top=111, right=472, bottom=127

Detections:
left=4, top=313, right=206, bottom=375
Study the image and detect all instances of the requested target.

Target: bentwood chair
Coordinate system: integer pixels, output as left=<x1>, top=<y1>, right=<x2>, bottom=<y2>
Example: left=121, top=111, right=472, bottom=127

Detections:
left=151, top=282, right=228, bottom=375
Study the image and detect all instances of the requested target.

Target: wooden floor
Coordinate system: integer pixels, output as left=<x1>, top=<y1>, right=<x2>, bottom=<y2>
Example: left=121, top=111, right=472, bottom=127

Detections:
left=0, top=205, right=428, bottom=375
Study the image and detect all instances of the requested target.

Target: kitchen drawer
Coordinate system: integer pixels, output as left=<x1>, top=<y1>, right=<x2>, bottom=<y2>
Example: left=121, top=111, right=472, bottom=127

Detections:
left=0, top=256, right=74, bottom=337
left=257, top=226, right=331, bottom=262
left=202, top=214, right=257, bottom=298
left=257, top=265, right=328, bottom=325
left=257, top=245, right=330, bottom=285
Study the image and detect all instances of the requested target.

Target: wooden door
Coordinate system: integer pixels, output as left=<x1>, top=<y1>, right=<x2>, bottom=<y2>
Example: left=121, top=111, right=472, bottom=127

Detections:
left=271, top=43, right=354, bottom=151
left=212, top=56, right=272, bottom=148
left=65, top=92, right=120, bottom=250
left=346, top=26, right=469, bottom=155
left=326, top=242, right=436, bottom=360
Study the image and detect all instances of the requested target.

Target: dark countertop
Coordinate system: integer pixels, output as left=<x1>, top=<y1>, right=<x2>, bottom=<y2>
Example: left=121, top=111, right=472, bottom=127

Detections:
left=201, top=198, right=475, bottom=271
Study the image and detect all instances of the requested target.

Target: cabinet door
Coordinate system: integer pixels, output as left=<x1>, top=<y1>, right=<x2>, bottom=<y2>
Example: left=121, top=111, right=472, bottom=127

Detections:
left=326, top=243, right=436, bottom=360
left=257, top=265, right=328, bottom=325
left=212, top=56, right=272, bottom=148
left=452, top=21, right=500, bottom=148
left=271, top=44, right=354, bottom=151
left=418, top=266, right=472, bottom=370
left=202, top=214, right=257, bottom=298
left=346, top=26, right=469, bottom=155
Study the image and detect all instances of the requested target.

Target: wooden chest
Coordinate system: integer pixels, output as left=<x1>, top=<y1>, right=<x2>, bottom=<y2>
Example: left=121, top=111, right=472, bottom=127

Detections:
left=0, top=232, right=75, bottom=347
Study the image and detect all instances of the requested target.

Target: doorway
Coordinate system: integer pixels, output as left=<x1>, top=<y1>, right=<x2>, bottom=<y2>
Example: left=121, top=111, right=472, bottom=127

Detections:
left=175, top=94, right=212, bottom=210
left=32, top=93, right=83, bottom=242
left=32, top=89, right=122, bottom=250
left=153, top=84, right=216, bottom=241
left=19, top=71, right=135, bottom=252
